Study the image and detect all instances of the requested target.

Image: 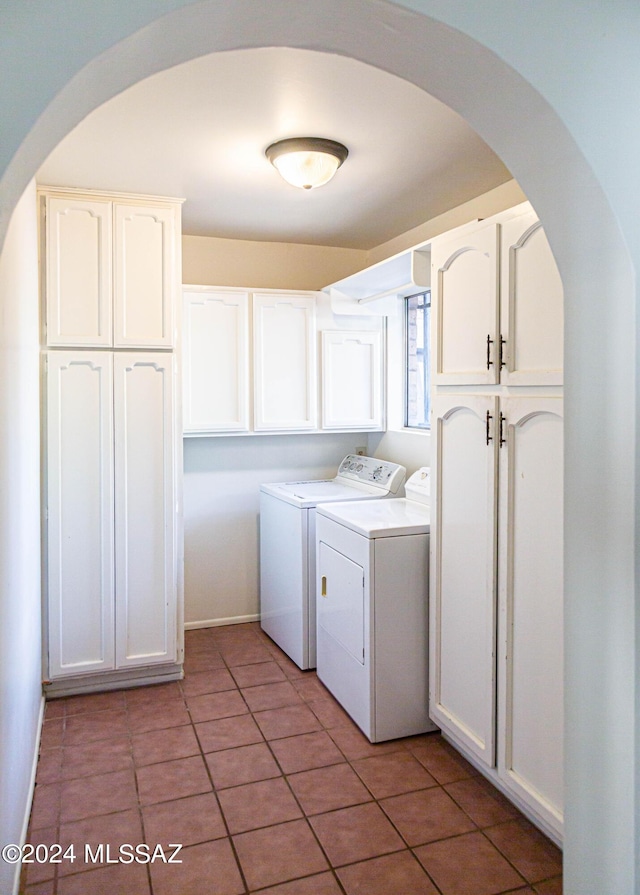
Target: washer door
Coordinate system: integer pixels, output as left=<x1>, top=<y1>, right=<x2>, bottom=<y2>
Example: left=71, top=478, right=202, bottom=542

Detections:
left=317, top=542, right=365, bottom=665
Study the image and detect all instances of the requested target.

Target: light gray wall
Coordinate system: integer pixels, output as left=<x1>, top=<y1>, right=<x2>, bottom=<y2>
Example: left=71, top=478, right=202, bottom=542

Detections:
left=0, top=4, right=638, bottom=893
left=184, top=433, right=369, bottom=625
left=0, top=180, right=43, bottom=895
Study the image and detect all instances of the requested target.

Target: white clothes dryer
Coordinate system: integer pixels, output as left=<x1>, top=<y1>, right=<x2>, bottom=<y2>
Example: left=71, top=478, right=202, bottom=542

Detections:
left=315, top=467, right=438, bottom=741
left=260, top=455, right=405, bottom=670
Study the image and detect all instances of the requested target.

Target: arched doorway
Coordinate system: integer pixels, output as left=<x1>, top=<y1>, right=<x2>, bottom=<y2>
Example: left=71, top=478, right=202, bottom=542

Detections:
left=0, top=4, right=636, bottom=892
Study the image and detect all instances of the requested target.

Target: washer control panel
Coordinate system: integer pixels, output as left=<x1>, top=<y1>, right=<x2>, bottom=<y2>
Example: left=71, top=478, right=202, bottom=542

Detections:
left=336, top=455, right=406, bottom=494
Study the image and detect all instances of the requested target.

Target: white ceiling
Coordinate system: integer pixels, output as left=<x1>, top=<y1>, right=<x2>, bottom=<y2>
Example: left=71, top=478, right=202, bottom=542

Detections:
left=37, top=48, right=512, bottom=250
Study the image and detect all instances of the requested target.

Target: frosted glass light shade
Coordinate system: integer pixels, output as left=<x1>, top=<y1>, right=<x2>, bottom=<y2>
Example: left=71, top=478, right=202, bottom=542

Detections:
left=266, top=138, right=348, bottom=190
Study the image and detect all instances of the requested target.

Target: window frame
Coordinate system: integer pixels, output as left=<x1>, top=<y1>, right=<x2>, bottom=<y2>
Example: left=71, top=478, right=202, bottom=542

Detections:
left=404, top=289, right=431, bottom=431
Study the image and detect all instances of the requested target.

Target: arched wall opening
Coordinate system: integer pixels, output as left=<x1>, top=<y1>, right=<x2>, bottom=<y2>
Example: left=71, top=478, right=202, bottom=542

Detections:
left=0, top=4, right=636, bottom=893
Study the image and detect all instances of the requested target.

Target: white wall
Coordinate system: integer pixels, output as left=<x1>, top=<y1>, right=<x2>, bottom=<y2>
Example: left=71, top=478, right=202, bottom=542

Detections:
left=184, top=432, right=369, bottom=625
left=0, top=181, right=43, bottom=895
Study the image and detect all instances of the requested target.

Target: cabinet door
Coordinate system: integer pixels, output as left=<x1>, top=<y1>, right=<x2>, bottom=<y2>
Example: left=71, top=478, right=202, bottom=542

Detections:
left=500, top=211, right=563, bottom=386
left=45, top=196, right=112, bottom=347
left=431, top=221, right=499, bottom=385
left=113, top=204, right=176, bottom=348
left=497, top=397, right=563, bottom=837
left=321, top=330, right=383, bottom=430
left=253, top=293, right=317, bottom=430
left=46, top=352, right=115, bottom=677
left=114, top=353, right=177, bottom=667
left=183, top=290, right=250, bottom=433
left=429, top=394, right=498, bottom=767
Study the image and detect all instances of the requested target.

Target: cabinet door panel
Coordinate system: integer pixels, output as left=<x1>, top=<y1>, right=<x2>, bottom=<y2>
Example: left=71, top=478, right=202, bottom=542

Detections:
left=114, top=353, right=177, bottom=667
left=46, top=352, right=115, bottom=677
left=45, top=197, right=112, bottom=346
left=254, top=294, right=316, bottom=430
left=500, top=213, right=563, bottom=385
left=430, top=394, right=498, bottom=766
left=317, top=542, right=365, bottom=664
left=183, top=290, right=250, bottom=432
left=321, top=330, right=382, bottom=430
left=498, top=397, right=563, bottom=836
left=432, top=222, right=499, bottom=385
left=114, top=204, right=176, bottom=348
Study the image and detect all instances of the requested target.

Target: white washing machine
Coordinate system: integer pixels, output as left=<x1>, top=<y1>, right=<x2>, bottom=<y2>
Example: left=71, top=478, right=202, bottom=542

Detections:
left=260, top=455, right=406, bottom=670
left=315, top=467, right=437, bottom=742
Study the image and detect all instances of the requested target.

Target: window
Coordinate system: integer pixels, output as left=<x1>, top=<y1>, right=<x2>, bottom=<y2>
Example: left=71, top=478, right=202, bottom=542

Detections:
left=405, top=291, right=431, bottom=429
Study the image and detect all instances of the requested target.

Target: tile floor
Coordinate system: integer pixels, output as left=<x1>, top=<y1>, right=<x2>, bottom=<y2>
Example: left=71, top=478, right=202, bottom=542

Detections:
left=21, top=623, right=562, bottom=894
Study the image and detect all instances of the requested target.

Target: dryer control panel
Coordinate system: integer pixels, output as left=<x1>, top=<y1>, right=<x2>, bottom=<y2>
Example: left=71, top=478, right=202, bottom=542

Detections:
left=336, top=455, right=406, bottom=494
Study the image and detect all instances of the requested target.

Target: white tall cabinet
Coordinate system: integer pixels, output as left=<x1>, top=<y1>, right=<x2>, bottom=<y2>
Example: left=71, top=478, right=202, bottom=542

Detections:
left=429, top=202, right=564, bottom=843
left=40, top=187, right=184, bottom=695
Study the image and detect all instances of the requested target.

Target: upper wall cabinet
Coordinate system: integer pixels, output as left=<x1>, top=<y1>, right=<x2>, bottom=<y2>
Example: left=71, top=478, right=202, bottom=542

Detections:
left=41, top=188, right=182, bottom=349
left=321, top=330, right=383, bottom=430
left=253, top=293, right=317, bottom=431
left=431, top=203, right=563, bottom=387
left=183, top=288, right=250, bottom=434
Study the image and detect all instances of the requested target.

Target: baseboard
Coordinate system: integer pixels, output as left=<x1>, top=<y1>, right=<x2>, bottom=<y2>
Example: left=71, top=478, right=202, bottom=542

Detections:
left=184, top=614, right=260, bottom=630
left=12, top=694, right=46, bottom=895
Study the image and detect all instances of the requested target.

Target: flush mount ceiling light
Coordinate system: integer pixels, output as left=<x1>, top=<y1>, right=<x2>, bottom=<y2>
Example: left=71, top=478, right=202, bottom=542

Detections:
left=265, top=137, right=349, bottom=190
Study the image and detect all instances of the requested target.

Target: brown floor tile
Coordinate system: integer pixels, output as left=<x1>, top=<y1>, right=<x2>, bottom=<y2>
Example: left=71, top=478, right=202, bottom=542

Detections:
left=58, top=807, right=143, bottom=875
left=380, top=786, right=477, bottom=847
left=44, top=699, right=66, bottom=719
left=22, top=877, right=59, bottom=893
left=233, top=818, right=328, bottom=890
left=230, top=661, right=287, bottom=688
left=307, top=696, right=354, bottom=729
left=63, top=690, right=126, bottom=715
left=352, top=750, right=438, bottom=799
left=205, top=742, right=281, bottom=789
left=132, top=725, right=200, bottom=766
left=29, top=625, right=563, bottom=895
left=136, top=755, right=212, bottom=805
left=183, top=651, right=226, bottom=673
left=64, top=709, right=129, bottom=745
left=180, top=668, right=237, bottom=696
left=287, top=763, right=372, bottom=815
left=291, top=677, right=330, bottom=701
left=61, top=736, right=133, bottom=780
left=337, top=850, right=440, bottom=895
left=35, top=748, right=63, bottom=784
left=150, top=838, right=244, bottom=895
left=241, top=680, right=303, bottom=712
left=22, top=827, right=59, bottom=884
left=219, top=643, right=274, bottom=667
left=534, top=878, right=563, bottom=894
left=125, top=681, right=184, bottom=707
left=254, top=704, right=323, bottom=740
left=59, top=769, right=138, bottom=823
left=445, top=776, right=520, bottom=827
left=327, top=724, right=404, bottom=761
left=485, top=820, right=563, bottom=883
left=39, top=719, right=65, bottom=750
left=56, top=861, right=150, bottom=894
left=142, top=791, right=226, bottom=847
left=195, top=714, right=264, bottom=753
left=186, top=689, right=248, bottom=723
left=268, top=730, right=345, bottom=774
left=256, top=872, right=344, bottom=895
left=415, top=831, right=526, bottom=895
left=310, top=802, right=404, bottom=866
left=127, top=700, right=191, bottom=733
left=218, top=776, right=302, bottom=833
left=29, top=783, right=61, bottom=829
left=409, top=736, right=478, bottom=784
